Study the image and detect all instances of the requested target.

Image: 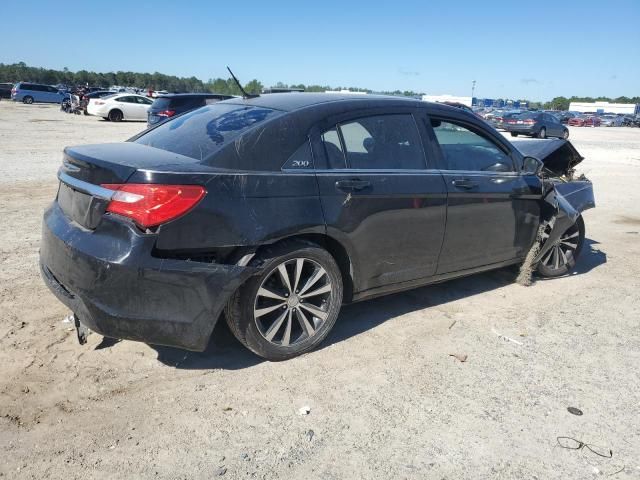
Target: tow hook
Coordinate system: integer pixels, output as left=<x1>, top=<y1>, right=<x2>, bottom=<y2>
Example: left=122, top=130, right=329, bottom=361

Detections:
left=72, top=313, right=90, bottom=345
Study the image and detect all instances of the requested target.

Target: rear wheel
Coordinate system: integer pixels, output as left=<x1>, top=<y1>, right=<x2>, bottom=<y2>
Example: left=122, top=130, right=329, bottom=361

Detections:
left=225, top=240, right=343, bottom=361
left=510, top=132, right=519, bottom=137
left=23, top=96, right=34, bottom=104
left=537, top=217, right=585, bottom=277
left=538, top=127, right=547, bottom=139
left=562, top=129, right=569, bottom=139
left=108, top=109, right=123, bottom=122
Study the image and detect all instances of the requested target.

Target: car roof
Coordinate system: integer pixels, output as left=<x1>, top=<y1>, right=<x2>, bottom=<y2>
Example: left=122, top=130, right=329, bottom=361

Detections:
left=221, top=92, right=426, bottom=112
left=157, top=93, right=234, bottom=99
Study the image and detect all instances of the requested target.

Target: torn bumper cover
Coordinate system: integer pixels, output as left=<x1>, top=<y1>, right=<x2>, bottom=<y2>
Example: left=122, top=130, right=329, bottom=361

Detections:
left=40, top=202, right=257, bottom=351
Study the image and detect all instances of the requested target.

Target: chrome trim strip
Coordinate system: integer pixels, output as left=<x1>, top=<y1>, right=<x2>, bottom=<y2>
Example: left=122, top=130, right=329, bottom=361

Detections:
left=57, top=170, right=115, bottom=201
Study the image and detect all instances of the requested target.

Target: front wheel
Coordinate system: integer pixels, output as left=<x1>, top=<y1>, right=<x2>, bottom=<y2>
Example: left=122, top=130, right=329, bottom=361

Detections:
left=23, top=96, right=34, bottom=104
left=225, top=240, right=343, bottom=361
left=510, top=132, right=519, bottom=137
left=562, top=129, right=569, bottom=139
left=537, top=217, right=585, bottom=278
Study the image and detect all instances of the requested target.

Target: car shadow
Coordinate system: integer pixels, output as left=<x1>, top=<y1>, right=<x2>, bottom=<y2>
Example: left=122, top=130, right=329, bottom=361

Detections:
left=148, top=238, right=606, bottom=370
left=150, top=320, right=264, bottom=370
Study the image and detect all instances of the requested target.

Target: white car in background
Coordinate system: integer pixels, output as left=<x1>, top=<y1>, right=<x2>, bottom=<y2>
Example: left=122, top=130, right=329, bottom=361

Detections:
left=86, top=94, right=153, bottom=122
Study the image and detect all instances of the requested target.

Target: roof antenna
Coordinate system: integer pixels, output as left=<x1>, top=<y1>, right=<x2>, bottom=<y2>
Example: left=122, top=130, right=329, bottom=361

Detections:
left=226, top=66, right=259, bottom=99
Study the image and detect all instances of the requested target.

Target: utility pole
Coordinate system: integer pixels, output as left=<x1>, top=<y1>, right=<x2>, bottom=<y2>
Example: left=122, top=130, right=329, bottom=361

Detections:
left=471, top=80, right=476, bottom=105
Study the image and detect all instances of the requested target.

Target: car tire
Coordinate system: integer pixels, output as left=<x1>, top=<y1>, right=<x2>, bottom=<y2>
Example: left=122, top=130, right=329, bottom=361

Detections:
left=102, top=117, right=110, bottom=121
left=510, top=132, right=518, bottom=137
left=108, top=109, right=123, bottom=122
left=563, top=129, right=569, bottom=139
left=23, top=96, right=34, bottom=104
left=225, top=240, right=343, bottom=361
left=538, top=127, right=547, bottom=139
left=537, top=216, right=585, bottom=278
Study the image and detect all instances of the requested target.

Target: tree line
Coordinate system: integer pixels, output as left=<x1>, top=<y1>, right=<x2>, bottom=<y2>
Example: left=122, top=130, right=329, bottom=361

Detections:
left=1, top=62, right=637, bottom=107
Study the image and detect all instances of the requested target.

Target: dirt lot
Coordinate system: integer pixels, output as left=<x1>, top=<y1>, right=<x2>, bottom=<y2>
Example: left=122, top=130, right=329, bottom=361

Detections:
left=1, top=101, right=639, bottom=479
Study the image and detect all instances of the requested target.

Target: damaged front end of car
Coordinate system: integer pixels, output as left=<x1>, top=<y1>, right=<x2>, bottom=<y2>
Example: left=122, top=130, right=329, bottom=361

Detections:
left=516, top=139, right=595, bottom=283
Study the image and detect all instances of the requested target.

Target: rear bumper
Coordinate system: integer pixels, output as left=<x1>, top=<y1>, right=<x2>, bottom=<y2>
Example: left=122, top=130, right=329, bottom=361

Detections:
left=40, top=202, right=257, bottom=351
left=504, top=125, right=536, bottom=134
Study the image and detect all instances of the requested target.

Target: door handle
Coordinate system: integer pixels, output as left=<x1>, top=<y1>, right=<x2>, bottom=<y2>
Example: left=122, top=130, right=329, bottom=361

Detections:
left=451, top=178, right=478, bottom=189
left=335, top=179, right=371, bottom=192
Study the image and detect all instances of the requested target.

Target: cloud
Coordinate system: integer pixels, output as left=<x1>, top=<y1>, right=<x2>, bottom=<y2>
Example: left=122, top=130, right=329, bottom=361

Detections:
left=398, top=68, right=420, bottom=77
left=521, top=78, right=541, bottom=85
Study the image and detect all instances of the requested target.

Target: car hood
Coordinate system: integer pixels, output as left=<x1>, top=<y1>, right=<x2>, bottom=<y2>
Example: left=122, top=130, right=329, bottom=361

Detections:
left=514, top=139, right=584, bottom=176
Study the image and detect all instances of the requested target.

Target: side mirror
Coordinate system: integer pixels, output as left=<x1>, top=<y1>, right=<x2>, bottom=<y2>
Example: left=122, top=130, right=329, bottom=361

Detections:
left=522, top=156, right=544, bottom=175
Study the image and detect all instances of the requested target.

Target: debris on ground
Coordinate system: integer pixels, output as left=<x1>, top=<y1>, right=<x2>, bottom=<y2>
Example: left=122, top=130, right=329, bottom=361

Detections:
left=448, top=320, right=457, bottom=330
left=449, top=353, right=468, bottom=363
left=298, top=406, right=311, bottom=415
left=215, top=467, right=227, bottom=476
left=62, top=315, right=72, bottom=324
left=306, top=429, right=315, bottom=441
left=492, top=329, right=523, bottom=346
left=567, top=407, right=583, bottom=416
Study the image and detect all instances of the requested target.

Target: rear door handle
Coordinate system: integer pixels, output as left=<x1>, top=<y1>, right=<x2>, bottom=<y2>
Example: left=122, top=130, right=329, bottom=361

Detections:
left=451, top=178, right=479, bottom=189
left=335, top=179, right=371, bottom=192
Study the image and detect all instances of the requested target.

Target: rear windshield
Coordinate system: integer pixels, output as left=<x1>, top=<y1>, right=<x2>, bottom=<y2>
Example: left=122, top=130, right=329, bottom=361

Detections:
left=151, top=98, right=172, bottom=110
left=135, top=103, right=281, bottom=161
left=515, top=112, right=540, bottom=119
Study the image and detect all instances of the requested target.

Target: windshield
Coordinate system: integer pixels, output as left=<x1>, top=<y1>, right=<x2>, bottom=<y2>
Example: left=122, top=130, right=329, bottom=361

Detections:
left=134, top=103, right=281, bottom=161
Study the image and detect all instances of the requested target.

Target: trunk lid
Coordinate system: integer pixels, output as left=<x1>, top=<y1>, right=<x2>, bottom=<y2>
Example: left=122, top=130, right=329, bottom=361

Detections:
left=57, top=143, right=207, bottom=229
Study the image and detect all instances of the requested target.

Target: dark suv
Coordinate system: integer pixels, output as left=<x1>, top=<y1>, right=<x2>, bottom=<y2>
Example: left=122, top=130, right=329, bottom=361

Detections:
left=0, top=83, right=13, bottom=99
left=147, top=93, right=234, bottom=127
left=40, top=94, right=594, bottom=360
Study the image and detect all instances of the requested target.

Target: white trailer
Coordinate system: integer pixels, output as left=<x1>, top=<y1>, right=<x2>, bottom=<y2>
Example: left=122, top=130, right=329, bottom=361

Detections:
left=422, top=94, right=472, bottom=107
left=569, top=102, right=639, bottom=115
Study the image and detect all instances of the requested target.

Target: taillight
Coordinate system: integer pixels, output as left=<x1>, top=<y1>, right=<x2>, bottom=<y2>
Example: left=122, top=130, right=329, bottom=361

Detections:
left=157, top=109, right=176, bottom=118
left=523, top=119, right=535, bottom=124
left=100, top=184, right=206, bottom=228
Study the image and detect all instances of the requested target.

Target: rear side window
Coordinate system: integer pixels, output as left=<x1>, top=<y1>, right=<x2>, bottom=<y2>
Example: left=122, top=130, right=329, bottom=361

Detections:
left=432, top=119, right=513, bottom=172
left=322, top=114, right=426, bottom=170
left=135, top=103, right=281, bottom=161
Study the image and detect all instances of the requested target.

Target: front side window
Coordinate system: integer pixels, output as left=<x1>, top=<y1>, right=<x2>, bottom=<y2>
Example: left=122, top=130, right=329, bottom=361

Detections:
left=431, top=119, right=513, bottom=172
left=322, top=114, right=425, bottom=170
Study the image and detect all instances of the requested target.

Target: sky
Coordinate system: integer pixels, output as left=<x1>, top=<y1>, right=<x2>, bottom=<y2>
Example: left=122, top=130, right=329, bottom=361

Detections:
left=3, top=0, right=639, bottom=101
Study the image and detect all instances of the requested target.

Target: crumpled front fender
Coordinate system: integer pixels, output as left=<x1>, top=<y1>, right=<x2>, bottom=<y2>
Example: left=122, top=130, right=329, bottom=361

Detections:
left=533, top=180, right=595, bottom=264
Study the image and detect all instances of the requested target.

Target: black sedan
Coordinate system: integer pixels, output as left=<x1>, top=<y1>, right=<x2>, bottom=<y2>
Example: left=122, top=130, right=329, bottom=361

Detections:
left=40, top=94, right=594, bottom=360
left=504, top=112, right=569, bottom=139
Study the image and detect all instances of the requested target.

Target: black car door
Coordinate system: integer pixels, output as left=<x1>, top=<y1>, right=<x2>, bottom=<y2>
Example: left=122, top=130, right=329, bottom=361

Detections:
left=545, top=114, right=564, bottom=137
left=312, top=110, right=447, bottom=293
left=424, top=112, right=541, bottom=273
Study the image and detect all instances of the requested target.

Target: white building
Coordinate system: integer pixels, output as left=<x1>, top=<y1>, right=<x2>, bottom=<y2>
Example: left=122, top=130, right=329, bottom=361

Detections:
left=569, top=101, right=639, bottom=115
left=422, top=94, right=472, bottom=107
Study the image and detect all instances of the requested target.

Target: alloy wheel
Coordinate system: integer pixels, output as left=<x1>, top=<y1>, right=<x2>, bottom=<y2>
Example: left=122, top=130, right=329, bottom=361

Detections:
left=540, top=221, right=580, bottom=271
left=254, top=258, right=333, bottom=347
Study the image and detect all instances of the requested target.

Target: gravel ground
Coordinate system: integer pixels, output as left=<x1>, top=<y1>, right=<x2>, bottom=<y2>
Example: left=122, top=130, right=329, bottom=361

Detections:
left=0, top=101, right=639, bottom=479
